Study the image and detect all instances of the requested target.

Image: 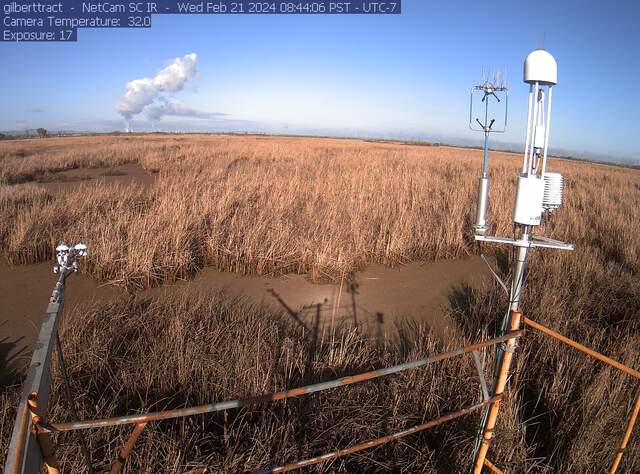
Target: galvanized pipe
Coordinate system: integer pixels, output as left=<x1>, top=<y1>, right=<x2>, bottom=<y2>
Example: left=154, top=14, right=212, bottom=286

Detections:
left=43, top=332, right=523, bottom=433
left=509, top=228, right=530, bottom=312
left=471, top=227, right=530, bottom=472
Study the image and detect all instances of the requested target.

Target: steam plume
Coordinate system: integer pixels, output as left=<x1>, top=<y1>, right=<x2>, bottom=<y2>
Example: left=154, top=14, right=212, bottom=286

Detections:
left=116, top=53, right=212, bottom=129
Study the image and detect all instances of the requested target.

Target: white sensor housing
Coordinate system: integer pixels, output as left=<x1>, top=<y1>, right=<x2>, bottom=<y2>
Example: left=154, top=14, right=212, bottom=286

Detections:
left=513, top=175, right=544, bottom=225
left=524, top=49, right=557, bottom=85
left=543, top=172, right=564, bottom=210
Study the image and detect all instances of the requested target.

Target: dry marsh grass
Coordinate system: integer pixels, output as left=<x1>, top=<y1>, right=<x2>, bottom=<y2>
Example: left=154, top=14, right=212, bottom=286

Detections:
left=3, top=290, right=519, bottom=473
left=4, top=134, right=638, bottom=288
left=1, top=135, right=639, bottom=472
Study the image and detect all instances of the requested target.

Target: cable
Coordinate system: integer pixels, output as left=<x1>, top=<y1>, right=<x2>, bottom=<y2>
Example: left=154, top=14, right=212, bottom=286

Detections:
left=470, top=238, right=527, bottom=470
left=477, top=243, right=509, bottom=297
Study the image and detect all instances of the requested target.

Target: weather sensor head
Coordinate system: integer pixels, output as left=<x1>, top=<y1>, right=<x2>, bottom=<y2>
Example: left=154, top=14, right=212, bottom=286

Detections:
left=54, top=242, right=88, bottom=274
left=512, top=49, right=565, bottom=226
left=524, top=49, right=557, bottom=85
left=469, top=69, right=509, bottom=134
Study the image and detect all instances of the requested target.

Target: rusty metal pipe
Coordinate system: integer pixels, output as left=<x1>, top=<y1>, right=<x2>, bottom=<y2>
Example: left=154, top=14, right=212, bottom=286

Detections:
left=472, top=310, right=522, bottom=474
left=28, top=393, right=60, bottom=474
left=254, top=396, right=499, bottom=473
left=109, top=423, right=147, bottom=474
left=7, top=399, right=31, bottom=474
left=484, top=458, right=504, bottom=474
left=44, top=332, right=522, bottom=433
left=523, top=317, right=640, bottom=380
left=609, top=389, right=640, bottom=474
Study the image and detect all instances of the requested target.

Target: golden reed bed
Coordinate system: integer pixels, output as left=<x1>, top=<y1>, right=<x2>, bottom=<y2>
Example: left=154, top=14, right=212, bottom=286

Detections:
left=1, top=135, right=639, bottom=471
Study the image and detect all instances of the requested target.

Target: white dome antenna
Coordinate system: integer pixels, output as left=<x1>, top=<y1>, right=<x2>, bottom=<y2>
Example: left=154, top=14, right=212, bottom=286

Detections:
left=524, top=49, right=557, bottom=85
left=516, top=49, right=560, bottom=225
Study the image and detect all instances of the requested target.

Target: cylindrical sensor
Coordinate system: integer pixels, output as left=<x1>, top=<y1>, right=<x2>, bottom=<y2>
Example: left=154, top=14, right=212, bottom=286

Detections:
left=474, top=176, right=490, bottom=235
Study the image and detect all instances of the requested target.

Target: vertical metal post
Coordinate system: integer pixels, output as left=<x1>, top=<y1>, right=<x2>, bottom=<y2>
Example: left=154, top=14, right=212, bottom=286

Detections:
left=609, top=389, right=640, bottom=474
left=540, top=87, right=553, bottom=177
left=509, top=228, right=530, bottom=312
left=474, top=122, right=491, bottom=234
left=471, top=228, right=530, bottom=473
left=482, top=132, right=489, bottom=177
left=471, top=310, right=522, bottom=473
left=526, top=83, right=540, bottom=175
left=27, top=393, right=60, bottom=474
left=109, top=423, right=147, bottom=474
left=482, top=96, right=490, bottom=177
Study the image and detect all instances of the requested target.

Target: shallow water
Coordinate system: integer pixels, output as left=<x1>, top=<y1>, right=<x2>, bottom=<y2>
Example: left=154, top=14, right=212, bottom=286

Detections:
left=0, top=256, right=492, bottom=384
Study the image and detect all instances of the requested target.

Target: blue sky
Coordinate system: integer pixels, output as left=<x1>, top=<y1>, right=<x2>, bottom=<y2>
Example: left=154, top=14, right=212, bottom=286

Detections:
left=1, top=0, right=639, bottom=161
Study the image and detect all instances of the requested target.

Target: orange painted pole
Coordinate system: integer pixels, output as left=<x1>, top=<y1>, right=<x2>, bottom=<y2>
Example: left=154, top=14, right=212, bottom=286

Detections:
left=110, top=423, right=147, bottom=474
left=484, top=458, right=504, bottom=474
left=28, top=393, right=60, bottom=474
left=609, top=389, right=640, bottom=474
left=7, top=399, right=31, bottom=474
left=523, top=317, right=640, bottom=380
left=472, top=310, right=521, bottom=474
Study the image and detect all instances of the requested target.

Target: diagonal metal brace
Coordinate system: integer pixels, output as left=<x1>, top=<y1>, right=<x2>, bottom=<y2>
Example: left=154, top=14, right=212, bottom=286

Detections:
left=471, top=351, right=490, bottom=401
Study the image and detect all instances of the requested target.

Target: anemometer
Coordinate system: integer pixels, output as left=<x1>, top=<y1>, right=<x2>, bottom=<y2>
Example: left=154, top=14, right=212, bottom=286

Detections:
left=469, top=69, right=508, bottom=235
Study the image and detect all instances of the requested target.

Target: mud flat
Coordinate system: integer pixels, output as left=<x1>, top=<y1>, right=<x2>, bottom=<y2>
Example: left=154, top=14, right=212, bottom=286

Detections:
left=0, top=256, right=491, bottom=385
left=144, top=256, right=491, bottom=342
left=36, top=162, right=155, bottom=195
left=0, top=262, right=122, bottom=385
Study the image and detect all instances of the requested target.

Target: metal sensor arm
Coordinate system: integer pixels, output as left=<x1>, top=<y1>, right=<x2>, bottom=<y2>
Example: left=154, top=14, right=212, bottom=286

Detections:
left=475, top=234, right=574, bottom=251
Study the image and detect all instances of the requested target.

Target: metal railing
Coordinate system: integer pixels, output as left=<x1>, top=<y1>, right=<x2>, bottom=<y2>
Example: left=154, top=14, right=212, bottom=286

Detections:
left=4, top=255, right=640, bottom=473
left=6, top=269, right=67, bottom=474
